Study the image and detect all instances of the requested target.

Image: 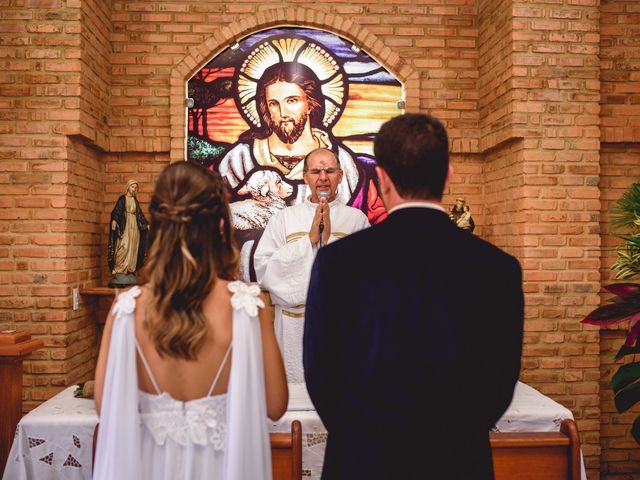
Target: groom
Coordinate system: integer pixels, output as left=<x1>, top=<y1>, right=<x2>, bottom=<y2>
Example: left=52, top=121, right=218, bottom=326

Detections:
left=303, top=113, right=524, bottom=479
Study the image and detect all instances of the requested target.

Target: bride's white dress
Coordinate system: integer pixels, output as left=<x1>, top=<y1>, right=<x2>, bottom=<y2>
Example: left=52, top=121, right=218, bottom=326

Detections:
left=93, top=281, right=272, bottom=480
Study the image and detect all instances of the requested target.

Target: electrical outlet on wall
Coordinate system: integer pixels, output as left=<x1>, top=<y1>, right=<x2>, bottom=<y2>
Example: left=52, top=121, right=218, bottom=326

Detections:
left=73, top=288, right=79, bottom=311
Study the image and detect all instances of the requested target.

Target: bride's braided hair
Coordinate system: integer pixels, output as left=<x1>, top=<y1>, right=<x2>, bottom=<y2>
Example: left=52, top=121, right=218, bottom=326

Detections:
left=151, top=202, right=220, bottom=224
left=139, top=161, right=239, bottom=360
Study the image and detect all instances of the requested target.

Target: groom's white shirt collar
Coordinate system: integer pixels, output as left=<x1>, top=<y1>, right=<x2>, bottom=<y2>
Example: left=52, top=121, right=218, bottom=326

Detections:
left=388, top=201, right=446, bottom=215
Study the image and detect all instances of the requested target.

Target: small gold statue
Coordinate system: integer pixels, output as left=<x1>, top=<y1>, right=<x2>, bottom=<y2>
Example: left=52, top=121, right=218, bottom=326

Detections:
left=449, top=197, right=475, bottom=233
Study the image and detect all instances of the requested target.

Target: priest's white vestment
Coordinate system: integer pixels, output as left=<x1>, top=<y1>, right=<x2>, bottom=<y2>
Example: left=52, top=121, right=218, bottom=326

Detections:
left=254, top=198, right=369, bottom=391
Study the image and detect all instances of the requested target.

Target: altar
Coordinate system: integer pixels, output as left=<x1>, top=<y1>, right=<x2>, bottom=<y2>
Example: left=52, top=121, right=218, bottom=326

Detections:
left=3, top=382, right=587, bottom=480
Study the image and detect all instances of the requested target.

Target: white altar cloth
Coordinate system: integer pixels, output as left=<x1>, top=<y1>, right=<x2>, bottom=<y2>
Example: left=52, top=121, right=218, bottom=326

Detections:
left=496, top=382, right=575, bottom=432
left=2, top=388, right=98, bottom=480
left=3, top=381, right=587, bottom=480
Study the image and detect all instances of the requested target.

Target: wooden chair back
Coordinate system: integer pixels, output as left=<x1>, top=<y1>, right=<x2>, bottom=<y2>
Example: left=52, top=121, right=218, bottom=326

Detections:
left=271, top=420, right=303, bottom=480
left=491, top=418, right=580, bottom=480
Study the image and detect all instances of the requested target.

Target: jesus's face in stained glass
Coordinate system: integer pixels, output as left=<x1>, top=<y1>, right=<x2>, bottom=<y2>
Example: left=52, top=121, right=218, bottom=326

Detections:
left=265, top=81, right=311, bottom=145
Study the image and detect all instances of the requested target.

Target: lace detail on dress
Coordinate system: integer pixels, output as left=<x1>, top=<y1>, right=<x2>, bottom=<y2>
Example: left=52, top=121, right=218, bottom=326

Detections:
left=139, top=392, right=227, bottom=449
left=111, top=286, right=142, bottom=317
left=228, top=281, right=264, bottom=316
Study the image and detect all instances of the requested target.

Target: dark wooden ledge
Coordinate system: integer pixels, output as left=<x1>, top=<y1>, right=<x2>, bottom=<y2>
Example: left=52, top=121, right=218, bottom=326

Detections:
left=80, top=287, right=117, bottom=297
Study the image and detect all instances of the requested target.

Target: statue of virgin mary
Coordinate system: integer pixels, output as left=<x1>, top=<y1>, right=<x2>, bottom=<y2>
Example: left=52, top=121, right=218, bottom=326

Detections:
left=108, top=180, right=149, bottom=287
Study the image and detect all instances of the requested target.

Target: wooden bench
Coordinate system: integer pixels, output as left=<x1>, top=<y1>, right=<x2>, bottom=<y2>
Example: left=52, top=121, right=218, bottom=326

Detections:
left=491, top=418, right=581, bottom=480
left=92, top=417, right=579, bottom=480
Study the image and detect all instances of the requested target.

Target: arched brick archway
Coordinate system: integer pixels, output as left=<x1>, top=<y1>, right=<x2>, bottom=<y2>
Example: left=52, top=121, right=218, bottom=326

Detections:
left=169, top=6, right=420, bottom=162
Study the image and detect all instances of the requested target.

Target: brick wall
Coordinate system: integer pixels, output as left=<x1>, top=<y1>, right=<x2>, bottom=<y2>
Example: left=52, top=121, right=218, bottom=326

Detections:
left=1, top=1, right=639, bottom=477
left=600, top=1, right=640, bottom=144
left=0, top=0, right=107, bottom=409
left=482, top=139, right=526, bottom=257
left=21, top=137, right=103, bottom=409
left=478, top=0, right=515, bottom=152
left=599, top=1, right=640, bottom=477
left=78, top=0, right=112, bottom=150
left=598, top=144, right=640, bottom=479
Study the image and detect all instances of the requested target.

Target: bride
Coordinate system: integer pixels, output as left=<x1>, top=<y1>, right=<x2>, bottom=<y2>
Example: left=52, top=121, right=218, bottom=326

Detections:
left=93, top=161, right=288, bottom=479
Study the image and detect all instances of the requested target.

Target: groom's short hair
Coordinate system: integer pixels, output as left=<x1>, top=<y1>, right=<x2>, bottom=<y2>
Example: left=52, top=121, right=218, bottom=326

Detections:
left=374, top=113, right=449, bottom=200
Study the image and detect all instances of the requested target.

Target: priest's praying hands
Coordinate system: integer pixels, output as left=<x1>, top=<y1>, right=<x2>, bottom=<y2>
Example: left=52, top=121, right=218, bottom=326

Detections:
left=309, top=196, right=331, bottom=247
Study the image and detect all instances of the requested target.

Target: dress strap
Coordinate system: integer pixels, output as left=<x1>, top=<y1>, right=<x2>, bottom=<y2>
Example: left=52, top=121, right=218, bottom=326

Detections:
left=135, top=340, right=162, bottom=395
left=207, top=342, right=233, bottom=397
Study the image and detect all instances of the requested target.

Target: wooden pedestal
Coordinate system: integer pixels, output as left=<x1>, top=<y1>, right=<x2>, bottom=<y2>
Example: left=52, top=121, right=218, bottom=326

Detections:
left=0, top=330, right=43, bottom=470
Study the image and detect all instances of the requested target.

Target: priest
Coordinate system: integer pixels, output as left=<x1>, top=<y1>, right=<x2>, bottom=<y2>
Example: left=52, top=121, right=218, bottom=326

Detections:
left=254, top=148, right=369, bottom=401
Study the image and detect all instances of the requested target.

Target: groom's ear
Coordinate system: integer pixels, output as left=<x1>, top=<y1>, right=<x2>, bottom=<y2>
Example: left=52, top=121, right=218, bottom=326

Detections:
left=375, top=166, right=391, bottom=195
left=375, top=165, right=399, bottom=209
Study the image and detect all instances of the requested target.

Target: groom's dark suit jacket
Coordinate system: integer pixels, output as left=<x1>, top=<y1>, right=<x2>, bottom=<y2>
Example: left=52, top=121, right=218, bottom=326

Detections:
left=303, top=207, right=524, bottom=480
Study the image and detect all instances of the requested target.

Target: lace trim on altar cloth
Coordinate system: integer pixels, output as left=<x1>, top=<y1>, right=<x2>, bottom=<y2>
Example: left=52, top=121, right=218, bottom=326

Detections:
left=140, top=392, right=228, bottom=449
